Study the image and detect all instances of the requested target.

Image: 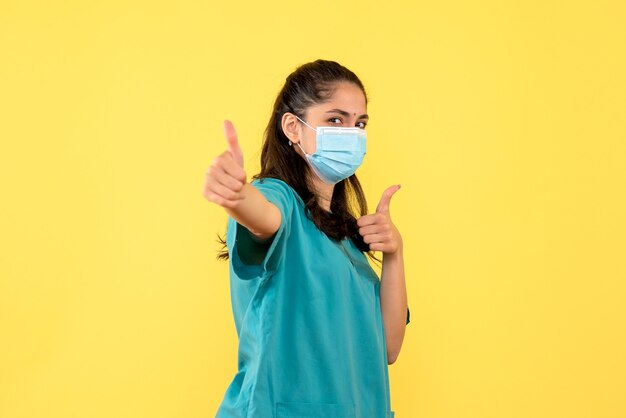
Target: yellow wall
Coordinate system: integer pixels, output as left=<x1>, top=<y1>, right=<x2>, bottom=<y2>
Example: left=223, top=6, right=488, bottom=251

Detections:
left=1, top=1, right=625, bottom=417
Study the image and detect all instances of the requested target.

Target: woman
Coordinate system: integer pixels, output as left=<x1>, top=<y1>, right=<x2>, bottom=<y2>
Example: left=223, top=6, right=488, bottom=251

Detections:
left=203, top=59, right=410, bottom=418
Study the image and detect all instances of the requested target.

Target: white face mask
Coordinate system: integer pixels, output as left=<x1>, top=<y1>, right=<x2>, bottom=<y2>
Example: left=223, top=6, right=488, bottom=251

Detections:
left=294, top=115, right=367, bottom=184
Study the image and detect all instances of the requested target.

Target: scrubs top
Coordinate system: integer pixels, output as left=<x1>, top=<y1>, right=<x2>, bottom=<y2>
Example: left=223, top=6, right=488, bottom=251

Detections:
left=216, top=178, right=410, bottom=418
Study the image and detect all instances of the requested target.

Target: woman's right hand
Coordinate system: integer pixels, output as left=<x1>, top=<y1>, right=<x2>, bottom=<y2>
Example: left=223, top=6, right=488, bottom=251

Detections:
left=202, top=120, right=248, bottom=209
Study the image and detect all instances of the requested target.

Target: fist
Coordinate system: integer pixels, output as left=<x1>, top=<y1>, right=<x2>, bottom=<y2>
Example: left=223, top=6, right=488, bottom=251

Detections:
left=357, top=185, right=403, bottom=254
left=202, top=120, right=247, bottom=209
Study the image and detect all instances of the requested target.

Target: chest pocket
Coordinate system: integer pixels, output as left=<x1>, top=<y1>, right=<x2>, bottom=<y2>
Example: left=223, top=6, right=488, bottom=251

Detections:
left=275, top=401, right=355, bottom=418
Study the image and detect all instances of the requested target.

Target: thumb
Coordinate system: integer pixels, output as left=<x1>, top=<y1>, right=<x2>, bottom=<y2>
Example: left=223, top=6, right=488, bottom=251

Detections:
left=376, top=184, right=401, bottom=213
left=223, top=119, right=244, bottom=167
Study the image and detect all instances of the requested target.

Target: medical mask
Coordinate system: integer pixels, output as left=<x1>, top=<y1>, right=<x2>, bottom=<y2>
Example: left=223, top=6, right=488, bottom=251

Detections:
left=293, top=115, right=367, bottom=184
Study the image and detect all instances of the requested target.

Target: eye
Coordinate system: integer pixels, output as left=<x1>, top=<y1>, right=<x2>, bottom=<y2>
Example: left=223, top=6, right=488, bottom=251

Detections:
left=328, top=117, right=342, bottom=124
left=357, top=121, right=367, bottom=129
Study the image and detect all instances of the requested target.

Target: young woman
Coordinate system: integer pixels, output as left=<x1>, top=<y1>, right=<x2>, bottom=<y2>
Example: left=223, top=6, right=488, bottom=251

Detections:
left=203, top=59, right=410, bottom=418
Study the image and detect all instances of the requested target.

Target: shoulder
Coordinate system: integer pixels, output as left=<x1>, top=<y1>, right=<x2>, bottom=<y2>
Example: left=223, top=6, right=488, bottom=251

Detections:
left=250, top=177, right=303, bottom=207
left=251, top=176, right=290, bottom=189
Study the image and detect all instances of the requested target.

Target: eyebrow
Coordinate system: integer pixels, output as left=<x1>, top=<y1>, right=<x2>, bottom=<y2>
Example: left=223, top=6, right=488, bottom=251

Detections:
left=325, top=108, right=369, bottom=120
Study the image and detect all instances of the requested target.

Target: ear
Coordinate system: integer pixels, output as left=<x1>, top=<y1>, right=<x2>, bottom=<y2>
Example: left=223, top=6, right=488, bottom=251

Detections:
left=281, top=112, right=302, bottom=145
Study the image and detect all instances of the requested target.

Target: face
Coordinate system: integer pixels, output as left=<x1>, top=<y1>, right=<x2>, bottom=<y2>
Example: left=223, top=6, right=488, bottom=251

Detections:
left=282, top=82, right=368, bottom=155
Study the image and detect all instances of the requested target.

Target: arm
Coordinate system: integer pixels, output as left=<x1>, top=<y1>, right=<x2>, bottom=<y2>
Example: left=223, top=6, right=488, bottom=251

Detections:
left=357, top=184, right=408, bottom=365
left=225, top=183, right=281, bottom=241
left=203, top=120, right=281, bottom=241
left=380, top=246, right=408, bottom=364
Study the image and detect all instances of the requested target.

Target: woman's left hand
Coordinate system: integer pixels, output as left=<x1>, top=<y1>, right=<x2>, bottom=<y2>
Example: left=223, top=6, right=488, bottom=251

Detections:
left=357, top=185, right=403, bottom=254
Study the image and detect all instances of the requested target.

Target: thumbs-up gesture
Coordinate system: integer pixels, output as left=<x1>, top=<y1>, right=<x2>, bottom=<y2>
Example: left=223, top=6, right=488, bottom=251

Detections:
left=202, top=120, right=247, bottom=208
left=357, top=185, right=403, bottom=254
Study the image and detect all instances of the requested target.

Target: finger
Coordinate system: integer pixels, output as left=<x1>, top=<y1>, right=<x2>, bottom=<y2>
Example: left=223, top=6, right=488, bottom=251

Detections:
left=205, top=176, right=244, bottom=201
left=208, top=167, right=245, bottom=192
left=223, top=120, right=244, bottom=167
left=369, top=243, right=390, bottom=252
left=216, top=151, right=247, bottom=183
left=358, top=224, right=388, bottom=237
left=204, top=191, right=240, bottom=209
left=356, top=213, right=380, bottom=227
left=376, top=184, right=401, bottom=213
left=362, top=233, right=387, bottom=245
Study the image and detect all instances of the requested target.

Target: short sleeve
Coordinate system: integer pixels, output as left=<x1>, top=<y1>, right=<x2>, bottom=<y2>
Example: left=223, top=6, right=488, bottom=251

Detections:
left=226, top=178, right=295, bottom=280
left=406, top=306, right=411, bottom=325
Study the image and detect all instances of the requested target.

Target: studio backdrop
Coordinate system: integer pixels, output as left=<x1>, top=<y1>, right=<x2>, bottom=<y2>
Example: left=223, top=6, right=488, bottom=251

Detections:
left=1, top=1, right=624, bottom=417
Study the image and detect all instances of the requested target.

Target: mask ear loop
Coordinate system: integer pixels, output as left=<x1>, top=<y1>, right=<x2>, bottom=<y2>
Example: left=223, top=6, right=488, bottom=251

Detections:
left=294, top=114, right=316, bottom=131
left=291, top=114, right=315, bottom=156
left=295, top=141, right=308, bottom=156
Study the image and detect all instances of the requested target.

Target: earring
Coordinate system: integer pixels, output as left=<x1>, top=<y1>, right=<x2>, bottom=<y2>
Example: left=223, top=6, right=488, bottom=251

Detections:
left=288, top=140, right=292, bottom=146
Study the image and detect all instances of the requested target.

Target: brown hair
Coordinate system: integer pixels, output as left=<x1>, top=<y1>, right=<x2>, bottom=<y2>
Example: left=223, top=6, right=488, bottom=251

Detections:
left=218, top=59, right=377, bottom=263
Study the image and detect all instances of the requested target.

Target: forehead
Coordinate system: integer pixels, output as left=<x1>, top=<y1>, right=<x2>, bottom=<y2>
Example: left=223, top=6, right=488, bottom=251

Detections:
left=311, top=82, right=367, bottom=114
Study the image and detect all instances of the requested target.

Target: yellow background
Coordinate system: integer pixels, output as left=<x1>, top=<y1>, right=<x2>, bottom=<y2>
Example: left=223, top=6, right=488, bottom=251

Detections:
left=1, top=1, right=624, bottom=417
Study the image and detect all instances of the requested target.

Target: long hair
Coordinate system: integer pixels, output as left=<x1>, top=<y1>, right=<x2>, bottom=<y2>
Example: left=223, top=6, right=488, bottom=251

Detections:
left=218, top=59, right=378, bottom=263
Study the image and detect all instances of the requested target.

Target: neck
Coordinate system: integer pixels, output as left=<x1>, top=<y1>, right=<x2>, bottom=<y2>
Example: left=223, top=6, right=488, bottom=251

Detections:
left=309, top=176, right=334, bottom=212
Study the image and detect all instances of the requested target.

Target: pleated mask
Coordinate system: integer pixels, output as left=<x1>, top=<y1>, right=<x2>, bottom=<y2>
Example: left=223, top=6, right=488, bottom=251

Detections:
left=293, top=114, right=367, bottom=184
